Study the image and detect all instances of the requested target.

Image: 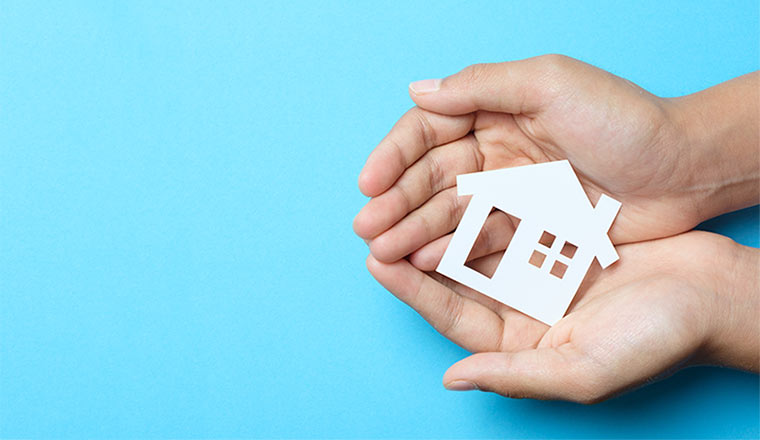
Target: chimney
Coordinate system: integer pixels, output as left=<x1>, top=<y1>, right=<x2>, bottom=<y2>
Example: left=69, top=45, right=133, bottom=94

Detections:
left=594, top=194, right=621, bottom=233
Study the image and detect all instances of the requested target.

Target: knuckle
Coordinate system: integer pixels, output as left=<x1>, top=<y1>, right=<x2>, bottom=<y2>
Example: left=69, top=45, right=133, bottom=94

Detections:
left=458, top=63, right=492, bottom=85
left=464, top=134, right=485, bottom=171
left=425, top=153, right=444, bottom=194
left=413, top=109, right=436, bottom=148
left=447, top=190, right=465, bottom=219
left=436, top=292, right=464, bottom=336
left=414, top=207, right=433, bottom=240
left=538, top=53, right=572, bottom=71
left=387, top=136, right=408, bottom=170
left=393, top=184, right=413, bottom=214
left=530, top=54, right=575, bottom=102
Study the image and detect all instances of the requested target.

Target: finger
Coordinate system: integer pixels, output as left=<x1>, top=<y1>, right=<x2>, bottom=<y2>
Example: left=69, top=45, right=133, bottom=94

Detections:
left=366, top=255, right=504, bottom=353
left=408, top=55, right=573, bottom=116
left=429, top=254, right=551, bottom=352
left=443, top=347, right=605, bottom=403
left=358, top=107, right=475, bottom=197
left=427, top=254, right=510, bottom=312
left=407, top=234, right=451, bottom=272
left=409, top=210, right=518, bottom=271
left=353, top=135, right=482, bottom=239
left=369, top=188, right=466, bottom=263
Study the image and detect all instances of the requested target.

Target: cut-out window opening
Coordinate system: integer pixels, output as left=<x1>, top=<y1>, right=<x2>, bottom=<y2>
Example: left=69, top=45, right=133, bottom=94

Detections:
left=464, top=208, right=521, bottom=279
left=528, top=250, right=546, bottom=268
left=528, top=231, right=576, bottom=279
left=550, top=261, right=568, bottom=279
left=560, top=241, right=577, bottom=259
left=538, top=231, right=555, bottom=248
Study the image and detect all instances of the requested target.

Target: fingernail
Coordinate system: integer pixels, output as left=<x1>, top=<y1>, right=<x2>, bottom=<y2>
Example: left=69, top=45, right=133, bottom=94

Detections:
left=409, top=78, right=441, bottom=95
left=445, top=380, right=478, bottom=391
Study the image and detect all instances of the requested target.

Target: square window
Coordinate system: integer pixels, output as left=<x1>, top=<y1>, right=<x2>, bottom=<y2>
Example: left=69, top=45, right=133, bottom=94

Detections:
left=538, top=231, right=555, bottom=248
left=560, top=241, right=578, bottom=259
left=528, top=250, right=546, bottom=268
left=550, top=261, right=568, bottom=279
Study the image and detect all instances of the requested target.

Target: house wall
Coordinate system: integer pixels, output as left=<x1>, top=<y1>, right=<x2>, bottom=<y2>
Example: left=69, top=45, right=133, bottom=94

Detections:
left=492, top=220, right=595, bottom=325
left=438, top=196, right=597, bottom=325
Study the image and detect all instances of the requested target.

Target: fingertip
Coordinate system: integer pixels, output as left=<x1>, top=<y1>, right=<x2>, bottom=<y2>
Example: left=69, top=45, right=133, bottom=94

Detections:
left=407, top=250, right=431, bottom=272
left=412, top=60, right=553, bottom=116
left=445, top=353, right=518, bottom=398
left=407, top=85, right=431, bottom=109
left=365, top=252, right=420, bottom=295
left=444, top=353, right=480, bottom=379
left=445, top=352, right=508, bottom=382
left=408, top=235, right=450, bottom=271
left=408, top=248, right=439, bottom=272
left=442, top=371, right=463, bottom=389
left=408, top=78, right=442, bottom=96
left=366, top=253, right=400, bottom=280
left=358, top=150, right=397, bottom=197
left=365, top=253, right=380, bottom=272
left=444, top=380, right=479, bottom=392
left=443, top=359, right=479, bottom=392
left=357, top=169, right=380, bottom=197
left=352, top=209, right=372, bottom=239
left=355, top=195, right=406, bottom=241
left=408, top=77, right=472, bottom=116
left=368, top=234, right=397, bottom=264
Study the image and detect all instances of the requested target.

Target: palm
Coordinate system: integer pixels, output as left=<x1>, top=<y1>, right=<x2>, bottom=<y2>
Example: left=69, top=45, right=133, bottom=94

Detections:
left=367, top=232, right=715, bottom=402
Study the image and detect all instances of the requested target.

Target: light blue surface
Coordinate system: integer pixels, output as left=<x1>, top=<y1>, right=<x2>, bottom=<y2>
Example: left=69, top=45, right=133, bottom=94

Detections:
left=1, top=1, right=758, bottom=437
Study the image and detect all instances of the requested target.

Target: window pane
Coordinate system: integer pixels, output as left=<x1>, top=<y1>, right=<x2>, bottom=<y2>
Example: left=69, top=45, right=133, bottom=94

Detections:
left=560, top=241, right=578, bottom=259
left=538, top=231, right=555, bottom=247
left=550, top=261, right=568, bottom=279
left=528, top=250, right=546, bottom=268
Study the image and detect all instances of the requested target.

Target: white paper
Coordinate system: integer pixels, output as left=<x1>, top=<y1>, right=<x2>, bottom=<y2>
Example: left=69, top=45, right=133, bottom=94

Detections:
left=436, top=160, right=621, bottom=325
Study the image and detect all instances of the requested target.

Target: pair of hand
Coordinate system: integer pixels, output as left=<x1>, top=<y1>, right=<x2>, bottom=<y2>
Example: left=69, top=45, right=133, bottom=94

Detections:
left=354, top=55, right=759, bottom=402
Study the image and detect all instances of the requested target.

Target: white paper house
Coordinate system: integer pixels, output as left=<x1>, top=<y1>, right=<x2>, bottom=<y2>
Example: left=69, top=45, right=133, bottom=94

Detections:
left=436, top=160, right=621, bottom=325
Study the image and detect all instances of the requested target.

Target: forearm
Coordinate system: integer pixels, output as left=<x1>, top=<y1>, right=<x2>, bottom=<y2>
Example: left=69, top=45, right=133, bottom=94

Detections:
left=669, top=72, right=760, bottom=221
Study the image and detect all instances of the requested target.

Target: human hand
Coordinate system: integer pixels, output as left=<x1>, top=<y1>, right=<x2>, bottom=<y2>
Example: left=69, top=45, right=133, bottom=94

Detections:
left=366, top=231, right=759, bottom=402
left=354, top=55, right=758, bottom=264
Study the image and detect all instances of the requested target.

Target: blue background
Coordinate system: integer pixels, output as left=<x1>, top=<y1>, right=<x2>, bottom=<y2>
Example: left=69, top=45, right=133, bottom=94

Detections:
left=1, top=1, right=758, bottom=437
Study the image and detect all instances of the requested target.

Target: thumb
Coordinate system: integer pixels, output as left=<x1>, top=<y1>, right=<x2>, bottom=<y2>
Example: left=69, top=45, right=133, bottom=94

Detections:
left=408, top=55, right=572, bottom=116
left=443, top=348, right=607, bottom=403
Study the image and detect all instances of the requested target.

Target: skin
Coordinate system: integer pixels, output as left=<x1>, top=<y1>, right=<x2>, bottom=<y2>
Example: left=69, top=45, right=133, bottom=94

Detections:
left=354, top=55, right=760, bottom=401
left=353, top=55, right=759, bottom=262
left=366, top=231, right=758, bottom=402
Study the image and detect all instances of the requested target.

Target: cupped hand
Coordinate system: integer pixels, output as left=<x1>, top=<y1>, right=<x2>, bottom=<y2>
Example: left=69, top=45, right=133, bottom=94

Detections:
left=354, top=55, right=705, bottom=264
left=366, top=231, right=756, bottom=402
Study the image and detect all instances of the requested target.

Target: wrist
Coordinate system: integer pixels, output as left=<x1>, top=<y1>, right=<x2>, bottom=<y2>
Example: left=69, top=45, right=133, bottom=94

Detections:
left=693, top=234, right=759, bottom=371
left=665, top=72, right=760, bottom=223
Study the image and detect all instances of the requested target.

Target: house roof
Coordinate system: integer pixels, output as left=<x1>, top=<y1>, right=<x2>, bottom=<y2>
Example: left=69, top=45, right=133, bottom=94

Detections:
left=456, top=160, right=620, bottom=267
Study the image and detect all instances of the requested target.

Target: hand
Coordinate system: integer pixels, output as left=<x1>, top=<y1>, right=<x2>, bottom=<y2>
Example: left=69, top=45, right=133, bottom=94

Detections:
left=354, top=55, right=759, bottom=264
left=366, top=231, right=759, bottom=402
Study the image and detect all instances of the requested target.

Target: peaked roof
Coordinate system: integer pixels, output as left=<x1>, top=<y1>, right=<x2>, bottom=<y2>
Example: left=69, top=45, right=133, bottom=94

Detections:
left=457, top=160, right=590, bottom=214
left=456, top=160, right=620, bottom=267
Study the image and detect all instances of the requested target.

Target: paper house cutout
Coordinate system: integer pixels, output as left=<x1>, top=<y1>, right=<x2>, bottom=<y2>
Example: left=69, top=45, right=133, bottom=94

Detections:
left=436, top=160, right=621, bottom=325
